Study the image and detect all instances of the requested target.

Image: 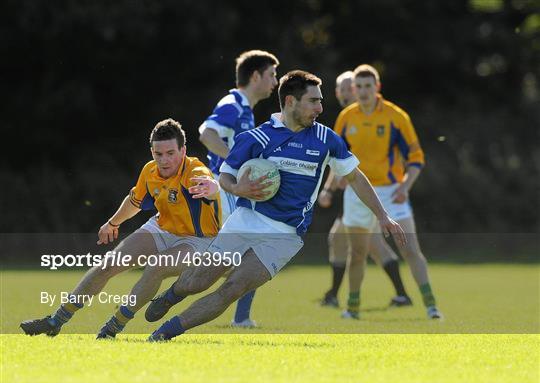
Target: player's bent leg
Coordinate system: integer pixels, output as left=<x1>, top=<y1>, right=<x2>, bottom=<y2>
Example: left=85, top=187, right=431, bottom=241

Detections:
left=97, top=242, right=192, bottom=338
left=74, top=229, right=157, bottom=297
left=343, top=226, right=370, bottom=319
left=368, top=231, right=411, bottom=306
left=20, top=229, right=157, bottom=337
left=394, top=217, right=442, bottom=319
left=149, top=249, right=270, bottom=341
left=144, top=259, right=230, bottom=322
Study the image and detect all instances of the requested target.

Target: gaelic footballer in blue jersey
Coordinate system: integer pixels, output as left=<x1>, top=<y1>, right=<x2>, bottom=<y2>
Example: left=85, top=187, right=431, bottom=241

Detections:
left=199, top=50, right=279, bottom=220
left=147, top=71, right=406, bottom=341
left=196, top=50, right=279, bottom=328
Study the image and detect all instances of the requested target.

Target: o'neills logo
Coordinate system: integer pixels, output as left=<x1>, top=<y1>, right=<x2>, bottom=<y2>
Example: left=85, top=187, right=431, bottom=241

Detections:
left=268, top=157, right=318, bottom=177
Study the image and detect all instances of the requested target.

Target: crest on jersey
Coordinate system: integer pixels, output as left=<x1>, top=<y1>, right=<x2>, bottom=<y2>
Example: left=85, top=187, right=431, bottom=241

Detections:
left=377, top=125, right=385, bottom=136
left=168, top=188, right=178, bottom=204
left=153, top=188, right=160, bottom=196
left=241, top=123, right=250, bottom=130
left=349, top=125, right=357, bottom=134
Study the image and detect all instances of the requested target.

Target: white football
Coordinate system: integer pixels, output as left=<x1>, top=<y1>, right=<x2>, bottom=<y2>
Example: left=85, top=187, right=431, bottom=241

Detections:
left=237, top=158, right=281, bottom=201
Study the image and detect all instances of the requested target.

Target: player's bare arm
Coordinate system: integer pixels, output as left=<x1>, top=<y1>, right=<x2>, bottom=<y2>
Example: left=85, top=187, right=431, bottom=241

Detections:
left=344, top=168, right=406, bottom=245
left=392, top=166, right=421, bottom=204
left=219, top=170, right=271, bottom=200
left=199, top=126, right=230, bottom=158
left=97, top=195, right=141, bottom=245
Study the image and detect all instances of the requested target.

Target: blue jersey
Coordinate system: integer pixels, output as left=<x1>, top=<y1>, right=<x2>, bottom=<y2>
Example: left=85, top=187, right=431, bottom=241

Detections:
left=199, top=89, right=255, bottom=174
left=220, top=113, right=360, bottom=235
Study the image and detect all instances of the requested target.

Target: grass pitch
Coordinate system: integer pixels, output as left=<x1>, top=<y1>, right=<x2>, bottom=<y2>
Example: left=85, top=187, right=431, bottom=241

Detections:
left=1, top=264, right=539, bottom=382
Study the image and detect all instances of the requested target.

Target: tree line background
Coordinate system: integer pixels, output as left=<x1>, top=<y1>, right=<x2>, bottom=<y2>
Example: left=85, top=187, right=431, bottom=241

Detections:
left=2, top=0, right=539, bottom=239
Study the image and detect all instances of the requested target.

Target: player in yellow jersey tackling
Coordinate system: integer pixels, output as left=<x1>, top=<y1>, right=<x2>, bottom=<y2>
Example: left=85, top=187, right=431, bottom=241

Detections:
left=328, top=65, right=442, bottom=319
left=20, top=118, right=221, bottom=338
left=318, top=71, right=411, bottom=308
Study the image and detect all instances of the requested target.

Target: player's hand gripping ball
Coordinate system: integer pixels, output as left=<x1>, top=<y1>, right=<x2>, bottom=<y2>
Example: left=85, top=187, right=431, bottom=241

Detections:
left=237, top=158, right=281, bottom=202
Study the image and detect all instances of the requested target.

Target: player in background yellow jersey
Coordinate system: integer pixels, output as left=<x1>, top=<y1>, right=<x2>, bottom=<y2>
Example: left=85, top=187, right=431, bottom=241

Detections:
left=326, top=65, right=442, bottom=319
left=318, top=71, right=411, bottom=308
left=20, top=118, right=221, bottom=338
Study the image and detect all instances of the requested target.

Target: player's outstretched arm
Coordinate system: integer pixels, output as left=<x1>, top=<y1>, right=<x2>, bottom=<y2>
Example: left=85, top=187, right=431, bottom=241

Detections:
left=189, top=177, right=220, bottom=200
left=97, top=195, right=141, bottom=245
left=219, top=170, right=271, bottom=200
left=344, top=168, right=407, bottom=245
left=199, top=126, right=230, bottom=159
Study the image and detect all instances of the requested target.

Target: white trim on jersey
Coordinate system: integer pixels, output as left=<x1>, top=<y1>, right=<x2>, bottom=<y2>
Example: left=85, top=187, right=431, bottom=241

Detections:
left=200, top=121, right=237, bottom=149
left=247, top=128, right=269, bottom=148
left=315, top=124, right=328, bottom=144
left=329, top=155, right=359, bottom=176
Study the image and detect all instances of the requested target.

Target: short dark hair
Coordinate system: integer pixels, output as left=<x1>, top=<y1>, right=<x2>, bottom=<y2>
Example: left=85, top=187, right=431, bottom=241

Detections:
left=236, top=50, right=279, bottom=87
left=278, top=70, right=322, bottom=108
left=149, top=118, right=186, bottom=149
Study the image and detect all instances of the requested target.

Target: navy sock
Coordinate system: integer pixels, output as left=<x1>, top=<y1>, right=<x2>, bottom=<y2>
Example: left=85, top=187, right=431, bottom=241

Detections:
left=382, top=259, right=407, bottom=297
left=329, top=263, right=346, bottom=297
left=165, top=284, right=184, bottom=304
left=234, top=290, right=256, bottom=323
left=154, top=316, right=185, bottom=339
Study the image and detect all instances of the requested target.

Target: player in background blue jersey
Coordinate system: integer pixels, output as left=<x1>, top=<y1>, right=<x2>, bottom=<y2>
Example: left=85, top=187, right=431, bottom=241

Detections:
left=194, top=50, right=279, bottom=328
left=145, top=70, right=406, bottom=341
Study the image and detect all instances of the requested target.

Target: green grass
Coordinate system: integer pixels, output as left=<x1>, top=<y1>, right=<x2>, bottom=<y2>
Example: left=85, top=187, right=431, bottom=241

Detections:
left=2, top=334, right=538, bottom=383
left=1, top=264, right=539, bottom=382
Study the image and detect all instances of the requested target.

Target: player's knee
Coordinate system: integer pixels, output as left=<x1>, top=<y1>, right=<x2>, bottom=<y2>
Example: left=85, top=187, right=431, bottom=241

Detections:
left=177, top=276, right=212, bottom=295
left=349, top=247, right=368, bottom=261
left=348, top=253, right=366, bottom=265
left=400, top=247, right=423, bottom=260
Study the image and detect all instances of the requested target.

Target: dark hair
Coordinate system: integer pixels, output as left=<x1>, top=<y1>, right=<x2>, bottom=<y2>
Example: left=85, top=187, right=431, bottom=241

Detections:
left=149, top=118, right=186, bottom=149
left=236, top=50, right=279, bottom=87
left=278, top=70, right=322, bottom=108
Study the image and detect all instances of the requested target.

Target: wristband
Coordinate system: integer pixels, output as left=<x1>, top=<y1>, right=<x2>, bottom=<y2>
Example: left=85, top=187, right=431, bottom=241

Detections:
left=108, top=220, right=120, bottom=228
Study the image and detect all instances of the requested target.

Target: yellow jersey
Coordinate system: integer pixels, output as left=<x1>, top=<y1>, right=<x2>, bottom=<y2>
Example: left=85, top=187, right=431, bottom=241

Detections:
left=129, top=156, right=221, bottom=237
left=333, top=96, right=425, bottom=186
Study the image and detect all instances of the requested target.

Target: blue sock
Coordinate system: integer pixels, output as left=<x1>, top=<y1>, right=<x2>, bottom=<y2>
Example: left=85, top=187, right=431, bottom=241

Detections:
left=154, top=316, right=185, bottom=339
left=165, top=285, right=184, bottom=304
left=234, top=290, right=256, bottom=323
